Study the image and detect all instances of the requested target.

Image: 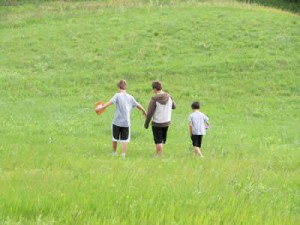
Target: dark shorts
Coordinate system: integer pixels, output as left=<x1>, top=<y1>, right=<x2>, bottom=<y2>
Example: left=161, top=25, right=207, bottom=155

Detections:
left=112, top=124, right=129, bottom=142
left=152, top=126, right=169, bottom=144
left=191, top=135, right=203, bottom=148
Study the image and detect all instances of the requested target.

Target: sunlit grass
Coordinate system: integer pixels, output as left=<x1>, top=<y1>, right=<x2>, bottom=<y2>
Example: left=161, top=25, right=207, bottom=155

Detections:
left=0, top=1, right=299, bottom=224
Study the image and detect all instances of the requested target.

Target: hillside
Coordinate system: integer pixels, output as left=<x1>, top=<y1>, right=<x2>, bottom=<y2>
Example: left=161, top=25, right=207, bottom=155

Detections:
left=0, top=1, right=299, bottom=224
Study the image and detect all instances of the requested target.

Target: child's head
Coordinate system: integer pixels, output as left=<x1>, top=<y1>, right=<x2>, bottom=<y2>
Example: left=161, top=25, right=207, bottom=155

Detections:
left=117, top=80, right=127, bottom=90
left=191, top=101, right=200, bottom=110
left=152, top=80, right=163, bottom=91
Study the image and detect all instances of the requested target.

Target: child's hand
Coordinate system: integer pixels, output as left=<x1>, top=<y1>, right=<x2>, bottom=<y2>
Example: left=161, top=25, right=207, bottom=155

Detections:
left=97, top=104, right=103, bottom=110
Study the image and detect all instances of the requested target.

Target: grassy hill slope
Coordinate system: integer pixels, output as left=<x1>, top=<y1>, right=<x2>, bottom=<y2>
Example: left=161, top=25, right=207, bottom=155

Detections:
left=0, top=1, right=299, bottom=224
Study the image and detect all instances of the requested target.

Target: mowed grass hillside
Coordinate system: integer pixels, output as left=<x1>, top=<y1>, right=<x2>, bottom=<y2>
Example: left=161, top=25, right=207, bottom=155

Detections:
left=0, top=1, right=299, bottom=224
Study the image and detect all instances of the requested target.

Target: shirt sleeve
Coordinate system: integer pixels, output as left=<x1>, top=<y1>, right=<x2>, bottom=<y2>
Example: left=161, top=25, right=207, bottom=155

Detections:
left=144, top=98, right=156, bottom=129
left=110, top=94, right=118, bottom=104
left=131, top=96, right=138, bottom=108
left=203, top=114, right=209, bottom=122
left=189, top=114, right=192, bottom=122
left=171, top=96, right=176, bottom=109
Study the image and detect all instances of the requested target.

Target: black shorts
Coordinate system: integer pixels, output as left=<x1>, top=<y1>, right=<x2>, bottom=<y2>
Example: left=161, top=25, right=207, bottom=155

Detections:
left=191, top=135, right=203, bottom=148
left=112, top=124, right=129, bottom=142
left=152, top=126, right=169, bottom=144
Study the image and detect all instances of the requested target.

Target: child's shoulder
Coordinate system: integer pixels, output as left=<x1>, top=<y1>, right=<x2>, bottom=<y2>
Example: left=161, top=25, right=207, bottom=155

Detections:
left=189, top=111, right=198, bottom=117
left=198, top=111, right=207, bottom=116
left=115, top=92, right=129, bottom=97
left=192, top=111, right=206, bottom=117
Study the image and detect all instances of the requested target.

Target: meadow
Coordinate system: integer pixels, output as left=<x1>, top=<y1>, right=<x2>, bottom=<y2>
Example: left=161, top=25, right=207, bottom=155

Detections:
left=0, top=0, right=299, bottom=224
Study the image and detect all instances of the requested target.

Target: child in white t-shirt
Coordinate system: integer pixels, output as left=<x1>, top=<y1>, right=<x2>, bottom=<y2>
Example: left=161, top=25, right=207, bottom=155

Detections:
left=189, top=101, right=210, bottom=157
left=96, top=80, right=146, bottom=158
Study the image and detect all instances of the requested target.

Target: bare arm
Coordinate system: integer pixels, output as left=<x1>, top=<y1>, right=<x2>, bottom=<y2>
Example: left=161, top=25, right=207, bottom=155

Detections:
left=205, top=120, right=210, bottom=129
left=189, top=122, right=193, bottom=136
left=102, top=101, right=113, bottom=109
left=95, top=101, right=113, bottom=112
left=204, top=116, right=210, bottom=127
left=137, top=104, right=147, bottom=117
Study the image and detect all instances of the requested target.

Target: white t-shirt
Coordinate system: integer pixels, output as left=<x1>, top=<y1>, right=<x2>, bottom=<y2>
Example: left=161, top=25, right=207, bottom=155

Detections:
left=110, top=92, right=138, bottom=127
left=153, top=97, right=173, bottom=124
left=189, top=111, right=209, bottom=135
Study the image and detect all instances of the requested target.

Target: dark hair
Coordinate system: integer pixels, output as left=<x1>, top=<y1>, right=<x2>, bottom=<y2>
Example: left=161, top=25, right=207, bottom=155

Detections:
left=117, top=80, right=127, bottom=90
left=191, top=101, right=200, bottom=109
left=152, top=80, right=162, bottom=91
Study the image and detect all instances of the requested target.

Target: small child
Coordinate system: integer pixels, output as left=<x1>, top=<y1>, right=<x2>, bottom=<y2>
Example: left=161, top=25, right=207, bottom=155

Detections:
left=189, top=101, right=210, bottom=157
left=96, top=80, right=147, bottom=158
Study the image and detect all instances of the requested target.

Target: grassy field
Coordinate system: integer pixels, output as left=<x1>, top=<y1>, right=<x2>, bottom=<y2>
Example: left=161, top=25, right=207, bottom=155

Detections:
left=0, top=1, right=299, bottom=224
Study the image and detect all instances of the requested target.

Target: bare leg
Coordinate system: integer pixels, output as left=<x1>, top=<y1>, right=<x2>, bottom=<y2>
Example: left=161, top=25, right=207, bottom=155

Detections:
left=121, top=142, right=128, bottom=154
left=156, top=143, right=163, bottom=156
left=120, top=142, right=128, bottom=159
left=112, top=141, right=117, bottom=155
left=194, top=147, right=204, bottom=157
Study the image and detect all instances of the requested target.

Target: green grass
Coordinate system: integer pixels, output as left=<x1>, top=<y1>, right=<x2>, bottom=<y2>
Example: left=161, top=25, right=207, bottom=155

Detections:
left=0, top=1, right=299, bottom=224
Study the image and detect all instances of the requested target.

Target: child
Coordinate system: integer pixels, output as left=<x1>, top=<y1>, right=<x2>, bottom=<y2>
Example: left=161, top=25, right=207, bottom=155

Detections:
left=189, top=101, right=210, bottom=157
left=144, top=80, right=176, bottom=157
left=96, top=80, right=147, bottom=158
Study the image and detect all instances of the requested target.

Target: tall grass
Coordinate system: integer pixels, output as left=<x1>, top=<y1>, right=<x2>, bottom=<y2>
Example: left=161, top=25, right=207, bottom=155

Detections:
left=0, top=1, right=299, bottom=224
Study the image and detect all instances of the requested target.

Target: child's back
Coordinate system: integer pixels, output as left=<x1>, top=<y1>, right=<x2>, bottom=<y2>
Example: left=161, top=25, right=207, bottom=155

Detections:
left=189, top=101, right=210, bottom=157
left=189, top=111, right=208, bottom=136
left=110, top=92, right=138, bottom=127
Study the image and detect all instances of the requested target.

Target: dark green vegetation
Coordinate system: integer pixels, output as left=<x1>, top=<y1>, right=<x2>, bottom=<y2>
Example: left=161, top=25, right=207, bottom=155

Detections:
left=239, top=0, right=299, bottom=13
left=0, top=1, right=299, bottom=224
left=1, top=0, right=300, bottom=13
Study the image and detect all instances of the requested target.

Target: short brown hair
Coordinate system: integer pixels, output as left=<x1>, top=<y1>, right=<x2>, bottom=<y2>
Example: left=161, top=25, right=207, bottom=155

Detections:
left=117, top=80, right=127, bottom=90
left=152, top=80, right=162, bottom=91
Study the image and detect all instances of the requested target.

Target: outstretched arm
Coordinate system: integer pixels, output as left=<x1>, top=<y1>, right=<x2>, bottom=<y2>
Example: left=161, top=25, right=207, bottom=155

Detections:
left=95, top=101, right=113, bottom=112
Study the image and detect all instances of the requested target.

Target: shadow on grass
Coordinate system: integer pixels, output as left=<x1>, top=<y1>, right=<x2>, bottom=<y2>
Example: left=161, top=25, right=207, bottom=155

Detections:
left=238, top=0, right=300, bottom=14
